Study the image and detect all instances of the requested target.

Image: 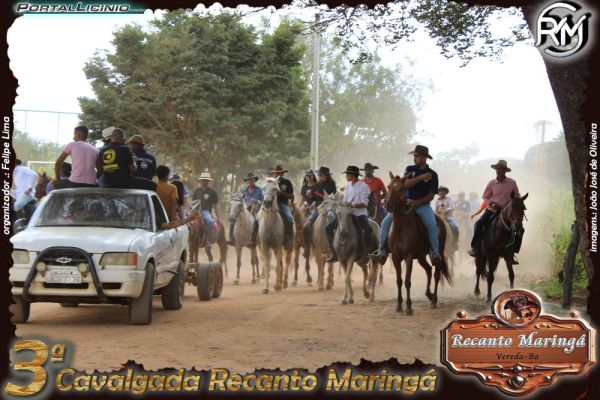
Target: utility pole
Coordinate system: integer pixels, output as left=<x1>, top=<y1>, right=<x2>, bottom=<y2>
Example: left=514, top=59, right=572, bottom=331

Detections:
left=310, top=13, right=321, bottom=171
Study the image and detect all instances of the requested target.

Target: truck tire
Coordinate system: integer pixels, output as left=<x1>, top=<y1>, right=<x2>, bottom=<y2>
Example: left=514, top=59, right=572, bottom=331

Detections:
left=196, top=262, right=215, bottom=301
left=161, top=260, right=185, bottom=310
left=212, top=263, right=223, bottom=299
left=11, top=296, right=30, bottom=323
left=129, top=262, right=155, bottom=325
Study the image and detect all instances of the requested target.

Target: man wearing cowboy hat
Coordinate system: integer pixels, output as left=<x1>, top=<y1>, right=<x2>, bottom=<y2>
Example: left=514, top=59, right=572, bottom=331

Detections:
left=325, top=165, right=374, bottom=264
left=435, top=186, right=459, bottom=245
left=361, top=162, right=388, bottom=221
left=227, top=173, right=263, bottom=246
left=271, top=165, right=295, bottom=249
left=468, top=160, right=521, bottom=261
left=192, top=172, right=222, bottom=246
left=302, top=166, right=337, bottom=258
left=371, top=145, right=443, bottom=266
left=128, top=134, right=156, bottom=181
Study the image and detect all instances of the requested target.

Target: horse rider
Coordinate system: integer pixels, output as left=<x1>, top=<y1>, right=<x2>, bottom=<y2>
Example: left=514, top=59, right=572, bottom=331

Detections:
left=300, top=169, right=317, bottom=209
left=54, top=125, right=99, bottom=188
left=192, top=172, right=222, bottom=247
left=128, top=135, right=157, bottom=181
left=248, top=165, right=295, bottom=249
left=435, top=186, right=459, bottom=245
left=361, top=162, right=387, bottom=221
left=371, top=145, right=442, bottom=266
left=227, top=172, right=263, bottom=246
left=468, top=160, right=521, bottom=263
left=325, top=165, right=374, bottom=264
left=302, top=166, right=337, bottom=258
left=453, top=190, right=472, bottom=236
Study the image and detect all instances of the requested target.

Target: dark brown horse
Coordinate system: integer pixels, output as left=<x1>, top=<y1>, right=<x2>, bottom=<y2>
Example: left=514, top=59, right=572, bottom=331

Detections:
left=386, top=172, right=453, bottom=314
left=188, top=216, right=228, bottom=276
left=35, top=172, right=50, bottom=201
left=474, top=193, right=528, bottom=303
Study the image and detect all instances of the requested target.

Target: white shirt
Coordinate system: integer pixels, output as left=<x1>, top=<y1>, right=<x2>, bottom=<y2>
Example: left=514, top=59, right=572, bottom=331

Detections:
left=435, top=196, right=454, bottom=218
left=342, top=180, right=370, bottom=217
left=13, top=165, right=38, bottom=198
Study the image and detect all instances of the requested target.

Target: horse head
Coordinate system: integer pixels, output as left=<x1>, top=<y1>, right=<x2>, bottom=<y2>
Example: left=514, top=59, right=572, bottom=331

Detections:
left=318, top=192, right=338, bottom=224
left=228, top=193, right=244, bottom=222
left=506, top=192, right=528, bottom=231
left=336, top=202, right=354, bottom=242
left=261, top=178, right=280, bottom=211
left=387, top=171, right=408, bottom=213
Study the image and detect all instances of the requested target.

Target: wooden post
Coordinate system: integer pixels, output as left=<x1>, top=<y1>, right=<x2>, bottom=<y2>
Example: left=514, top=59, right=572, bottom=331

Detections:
left=562, top=221, right=580, bottom=310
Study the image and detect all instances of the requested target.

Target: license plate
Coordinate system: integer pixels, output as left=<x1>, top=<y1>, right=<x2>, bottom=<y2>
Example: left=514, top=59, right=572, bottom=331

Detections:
left=46, top=269, right=82, bottom=284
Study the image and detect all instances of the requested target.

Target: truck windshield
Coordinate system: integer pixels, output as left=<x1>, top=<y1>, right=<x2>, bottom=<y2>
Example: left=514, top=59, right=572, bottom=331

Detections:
left=30, top=193, right=152, bottom=230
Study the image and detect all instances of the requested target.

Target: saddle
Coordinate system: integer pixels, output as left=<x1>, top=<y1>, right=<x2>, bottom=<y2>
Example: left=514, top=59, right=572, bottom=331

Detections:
left=349, top=215, right=377, bottom=254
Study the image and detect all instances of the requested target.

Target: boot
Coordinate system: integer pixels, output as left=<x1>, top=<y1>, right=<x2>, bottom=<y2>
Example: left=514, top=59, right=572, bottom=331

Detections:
left=370, top=239, right=388, bottom=262
left=325, top=234, right=338, bottom=262
left=429, top=251, right=442, bottom=267
left=358, top=231, right=372, bottom=264
left=302, top=227, right=312, bottom=258
left=226, top=223, right=235, bottom=246
left=284, top=221, right=294, bottom=250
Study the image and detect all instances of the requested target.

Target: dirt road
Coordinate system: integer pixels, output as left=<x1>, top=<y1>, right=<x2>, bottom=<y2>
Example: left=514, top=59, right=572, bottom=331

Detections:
left=15, top=254, right=580, bottom=373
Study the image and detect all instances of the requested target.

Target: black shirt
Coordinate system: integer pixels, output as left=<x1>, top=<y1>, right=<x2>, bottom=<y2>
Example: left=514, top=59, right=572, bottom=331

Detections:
left=277, top=177, right=294, bottom=205
left=171, top=180, right=185, bottom=207
left=301, top=183, right=316, bottom=205
left=192, top=187, right=218, bottom=212
left=314, top=180, right=337, bottom=205
left=404, top=165, right=438, bottom=200
left=100, top=142, right=134, bottom=188
left=132, top=149, right=156, bottom=180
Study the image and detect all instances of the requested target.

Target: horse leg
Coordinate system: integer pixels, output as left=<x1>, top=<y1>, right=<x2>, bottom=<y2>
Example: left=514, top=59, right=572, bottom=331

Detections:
left=347, top=258, right=355, bottom=304
left=206, top=246, right=214, bottom=262
left=361, top=263, right=370, bottom=300
left=262, top=249, right=270, bottom=294
left=405, top=257, right=414, bottom=315
left=305, top=254, right=312, bottom=285
left=326, top=261, right=334, bottom=290
left=418, top=257, right=433, bottom=302
left=251, top=247, right=260, bottom=281
left=283, top=249, right=292, bottom=290
left=378, top=264, right=384, bottom=286
left=292, top=244, right=300, bottom=287
left=486, top=258, right=499, bottom=303
left=505, top=256, right=515, bottom=289
left=274, top=249, right=283, bottom=292
left=432, top=265, right=441, bottom=308
left=393, top=256, right=403, bottom=312
left=234, top=246, right=242, bottom=285
left=474, top=255, right=486, bottom=297
left=341, top=261, right=349, bottom=305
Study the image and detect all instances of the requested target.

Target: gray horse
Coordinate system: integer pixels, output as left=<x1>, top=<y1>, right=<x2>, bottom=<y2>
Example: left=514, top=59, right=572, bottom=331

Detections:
left=311, top=193, right=337, bottom=291
left=228, top=193, right=260, bottom=285
left=257, top=178, right=293, bottom=294
left=334, top=202, right=381, bottom=304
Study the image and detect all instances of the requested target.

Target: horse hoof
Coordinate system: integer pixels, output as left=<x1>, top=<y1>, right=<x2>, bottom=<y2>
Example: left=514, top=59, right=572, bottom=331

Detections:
left=318, top=287, right=325, bottom=292
left=291, top=281, right=297, bottom=287
left=367, top=282, right=374, bottom=290
left=262, top=289, right=269, bottom=294
left=431, top=303, right=438, bottom=309
left=405, top=309, right=413, bottom=316
left=378, top=280, right=383, bottom=286
left=251, top=279, right=256, bottom=284
left=426, top=292, right=433, bottom=301
left=307, top=277, right=313, bottom=284
left=396, top=305, right=403, bottom=313
left=474, top=289, right=480, bottom=297
left=341, top=300, right=348, bottom=305
left=307, top=283, right=313, bottom=287
left=349, top=299, right=354, bottom=304
left=233, top=280, right=239, bottom=286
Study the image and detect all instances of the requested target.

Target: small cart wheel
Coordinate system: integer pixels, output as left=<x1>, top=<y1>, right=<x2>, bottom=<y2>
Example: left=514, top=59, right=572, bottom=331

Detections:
left=196, top=262, right=215, bottom=301
left=212, top=263, right=224, bottom=298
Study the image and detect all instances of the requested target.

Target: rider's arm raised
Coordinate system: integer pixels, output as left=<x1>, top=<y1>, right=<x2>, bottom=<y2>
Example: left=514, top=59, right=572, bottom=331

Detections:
left=404, top=173, right=431, bottom=189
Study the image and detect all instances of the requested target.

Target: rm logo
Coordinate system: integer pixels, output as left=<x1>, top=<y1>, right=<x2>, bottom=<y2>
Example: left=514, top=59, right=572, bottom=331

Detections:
left=535, top=1, right=591, bottom=58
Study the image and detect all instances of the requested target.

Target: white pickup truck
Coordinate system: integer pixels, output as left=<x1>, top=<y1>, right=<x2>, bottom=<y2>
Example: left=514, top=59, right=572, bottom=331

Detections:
left=10, top=188, right=189, bottom=325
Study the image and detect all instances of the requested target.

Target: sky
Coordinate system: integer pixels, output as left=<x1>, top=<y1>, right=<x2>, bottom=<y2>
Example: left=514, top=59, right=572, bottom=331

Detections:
left=7, top=6, right=563, bottom=161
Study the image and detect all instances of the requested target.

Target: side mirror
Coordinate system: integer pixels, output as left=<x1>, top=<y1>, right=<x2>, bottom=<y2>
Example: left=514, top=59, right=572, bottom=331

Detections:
left=13, top=218, right=27, bottom=234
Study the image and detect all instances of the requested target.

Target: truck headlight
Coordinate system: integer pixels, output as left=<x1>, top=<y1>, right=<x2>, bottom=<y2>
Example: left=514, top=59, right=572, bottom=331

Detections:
left=100, top=252, right=138, bottom=267
left=12, top=250, right=29, bottom=265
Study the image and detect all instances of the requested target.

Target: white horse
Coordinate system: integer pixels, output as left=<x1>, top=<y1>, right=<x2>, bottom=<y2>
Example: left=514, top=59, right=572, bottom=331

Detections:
left=257, top=178, right=293, bottom=294
left=311, top=193, right=337, bottom=291
left=228, top=193, right=260, bottom=285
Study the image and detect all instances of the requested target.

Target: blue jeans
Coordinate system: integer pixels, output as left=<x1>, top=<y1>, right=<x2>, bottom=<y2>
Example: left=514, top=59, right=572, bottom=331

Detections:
left=201, top=211, right=214, bottom=243
left=376, top=204, right=387, bottom=220
left=279, top=203, right=293, bottom=224
left=415, top=204, right=439, bottom=254
left=378, top=212, right=393, bottom=251
left=447, top=217, right=459, bottom=233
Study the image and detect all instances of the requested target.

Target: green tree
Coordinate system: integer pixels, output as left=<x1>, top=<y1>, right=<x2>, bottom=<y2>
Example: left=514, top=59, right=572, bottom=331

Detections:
left=13, top=130, right=62, bottom=174
left=79, top=11, right=310, bottom=193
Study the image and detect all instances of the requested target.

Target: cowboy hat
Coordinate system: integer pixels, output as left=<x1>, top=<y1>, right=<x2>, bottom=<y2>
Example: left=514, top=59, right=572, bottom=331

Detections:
left=317, top=166, right=331, bottom=176
left=244, top=172, right=259, bottom=182
left=491, top=160, right=511, bottom=172
left=270, top=165, right=288, bottom=174
left=408, top=145, right=433, bottom=160
left=304, top=169, right=316, bottom=176
left=342, top=165, right=362, bottom=176
left=127, top=135, right=145, bottom=145
left=102, top=126, right=116, bottom=140
left=360, top=162, right=379, bottom=171
left=438, top=186, right=449, bottom=194
left=197, top=172, right=213, bottom=181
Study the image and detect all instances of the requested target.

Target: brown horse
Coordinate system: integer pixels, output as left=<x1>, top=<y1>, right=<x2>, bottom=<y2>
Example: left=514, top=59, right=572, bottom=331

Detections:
left=474, top=193, right=528, bottom=303
left=35, top=172, right=50, bottom=201
left=386, top=172, right=453, bottom=314
left=291, top=203, right=312, bottom=287
left=188, top=214, right=228, bottom=276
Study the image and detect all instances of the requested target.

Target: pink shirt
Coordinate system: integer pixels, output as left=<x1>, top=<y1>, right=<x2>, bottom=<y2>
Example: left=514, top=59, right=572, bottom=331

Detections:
left=63, top=141, right=99, bottom=184
left=482, top=177, right=520, bottom=209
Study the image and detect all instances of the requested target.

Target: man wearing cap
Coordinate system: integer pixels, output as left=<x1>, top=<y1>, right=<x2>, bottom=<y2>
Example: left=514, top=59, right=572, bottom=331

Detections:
left=372, top=145, right=442, bottom=266
left=468, top=160, right=522, bottom=262
left=302, top=166, right=337, bottom=258
left=361, top=162, right=387, bottom=221
left=192, top=172, right=222, bottom=247
left=435, top=186, right=459, bottom=245
left=227, top=173, right=263, bottom=246
left=325, top=165, right=374, bottom=264
left=54, top=125, right=98, bottom=188
left=128, top=135, right=156, bottom=181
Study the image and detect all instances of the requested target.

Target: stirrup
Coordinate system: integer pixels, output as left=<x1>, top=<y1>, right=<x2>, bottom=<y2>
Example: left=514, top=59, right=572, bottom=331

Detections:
left=512, top=255, right=519, bottom=265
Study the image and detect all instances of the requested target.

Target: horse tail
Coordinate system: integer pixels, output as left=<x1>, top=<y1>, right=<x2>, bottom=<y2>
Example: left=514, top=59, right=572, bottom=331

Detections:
left=475, top=254, right=487, bottom=281
left=439, top=255, right=453, bottom=286
left=217, top=222, right=228, bottom=265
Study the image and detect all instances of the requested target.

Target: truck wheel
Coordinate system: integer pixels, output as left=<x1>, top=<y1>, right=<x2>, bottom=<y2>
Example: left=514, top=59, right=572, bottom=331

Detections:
left=161, top=260, right=185, bottom=310
left=60, top=303, right=79, bottom=307
left=129, top=262, right=155, bottom=325
left=212, top=263, right=223, bottom=298
left=196, top=263, right=215, bottom=301
left=11, top=296, right=30, bottom=323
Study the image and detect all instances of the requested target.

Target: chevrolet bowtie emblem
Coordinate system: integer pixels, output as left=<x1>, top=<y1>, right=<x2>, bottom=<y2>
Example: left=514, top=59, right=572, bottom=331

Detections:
left=55, top=257, right=72, bottom=264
